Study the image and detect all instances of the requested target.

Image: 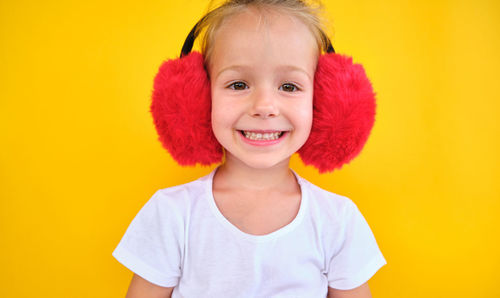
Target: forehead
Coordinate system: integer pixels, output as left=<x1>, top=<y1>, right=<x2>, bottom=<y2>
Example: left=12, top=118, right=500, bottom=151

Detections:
left=208, top=8, right=319, bottom=74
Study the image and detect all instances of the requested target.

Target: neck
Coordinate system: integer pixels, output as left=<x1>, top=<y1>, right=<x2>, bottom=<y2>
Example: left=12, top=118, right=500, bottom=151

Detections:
left=214, top=154, right=297, bottom=193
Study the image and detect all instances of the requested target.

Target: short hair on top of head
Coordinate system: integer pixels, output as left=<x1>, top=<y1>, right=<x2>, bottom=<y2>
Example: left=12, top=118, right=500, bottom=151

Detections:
left=196, top=0, right=330, bottom=67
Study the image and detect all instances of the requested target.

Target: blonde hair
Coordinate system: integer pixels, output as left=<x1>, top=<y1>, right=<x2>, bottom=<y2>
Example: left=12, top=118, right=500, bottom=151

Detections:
left=195, top=0, right=330, bottom=66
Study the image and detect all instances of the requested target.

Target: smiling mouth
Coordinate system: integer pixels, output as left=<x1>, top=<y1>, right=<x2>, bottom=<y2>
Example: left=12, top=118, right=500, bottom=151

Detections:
left=239, top=130, right=286, bottom=141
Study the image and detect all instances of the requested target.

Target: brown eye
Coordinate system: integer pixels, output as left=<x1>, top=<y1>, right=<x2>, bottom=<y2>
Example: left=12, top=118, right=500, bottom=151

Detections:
left=229, top=81, right=248, bottom=90
left=280, top=83, right=298, bottom=92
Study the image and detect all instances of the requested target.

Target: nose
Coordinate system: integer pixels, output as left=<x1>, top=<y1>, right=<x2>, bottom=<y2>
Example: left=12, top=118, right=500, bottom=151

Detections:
left=249, top=89, right=279, bottom=118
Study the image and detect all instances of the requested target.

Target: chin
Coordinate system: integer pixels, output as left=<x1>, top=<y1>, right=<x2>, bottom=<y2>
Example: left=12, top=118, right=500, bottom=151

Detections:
left=229, top=153, right=292, bottom=170
left=245, top=161, right=285, bottom=170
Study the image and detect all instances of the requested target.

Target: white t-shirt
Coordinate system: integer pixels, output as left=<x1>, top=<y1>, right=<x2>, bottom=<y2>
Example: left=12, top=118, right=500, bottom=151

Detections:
left=112, top=169, right=386, bottom=297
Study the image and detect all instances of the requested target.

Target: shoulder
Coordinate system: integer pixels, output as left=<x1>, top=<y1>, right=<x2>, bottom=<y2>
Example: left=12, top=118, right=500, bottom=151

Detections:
left=155, top=175, right=207, bottom=200
left=301, top=178, right=364, bottom=230
left=298, top=177, right=359, bottom=224
left=145, top=173, right=211, bottom=217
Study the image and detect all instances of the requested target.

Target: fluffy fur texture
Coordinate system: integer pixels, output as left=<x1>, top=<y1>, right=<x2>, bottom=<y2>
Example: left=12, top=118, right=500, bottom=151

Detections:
left=150, top=52, right=376, bottom=172
left=151, top=52, right=223, bottom=165
left=297, top=53, right=376, bottom=173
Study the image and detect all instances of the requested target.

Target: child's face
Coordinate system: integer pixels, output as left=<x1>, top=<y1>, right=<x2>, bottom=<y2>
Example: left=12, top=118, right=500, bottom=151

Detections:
left=209, top=8, right=317, bottom=170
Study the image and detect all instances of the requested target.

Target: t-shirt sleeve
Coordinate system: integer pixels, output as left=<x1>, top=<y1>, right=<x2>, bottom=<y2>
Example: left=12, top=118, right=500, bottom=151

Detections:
left=112, top=190, right=183, bottom=287
left=327, top=200, right=387, bottom=290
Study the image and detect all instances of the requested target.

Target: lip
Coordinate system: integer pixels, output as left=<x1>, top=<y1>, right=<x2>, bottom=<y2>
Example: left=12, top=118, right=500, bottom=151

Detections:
left=238, top=130, right=288, bottom=146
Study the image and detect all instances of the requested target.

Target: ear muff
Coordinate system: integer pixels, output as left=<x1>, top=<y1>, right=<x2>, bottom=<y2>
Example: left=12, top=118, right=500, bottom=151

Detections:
left=150, top=15, right=376, bottom=172
left=297, top=53, right=376, bottom=173
left=151, top=51, right=223, bottom=166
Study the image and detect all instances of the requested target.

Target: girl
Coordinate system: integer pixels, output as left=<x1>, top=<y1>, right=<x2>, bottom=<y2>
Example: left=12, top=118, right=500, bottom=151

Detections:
left=113, top=1, right=386, bottom=297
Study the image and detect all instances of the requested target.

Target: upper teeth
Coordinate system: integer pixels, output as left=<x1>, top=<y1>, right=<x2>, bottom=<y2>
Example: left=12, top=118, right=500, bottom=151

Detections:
left=243, top=131, right=281, bottom=141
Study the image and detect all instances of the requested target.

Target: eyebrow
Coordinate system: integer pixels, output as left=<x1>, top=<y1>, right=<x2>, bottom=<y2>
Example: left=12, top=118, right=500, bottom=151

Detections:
left=215, top=64, right=313, bottom=81
left=215, top=65, right=248, bottom=79
left=277, top=65, right=313, bottom=81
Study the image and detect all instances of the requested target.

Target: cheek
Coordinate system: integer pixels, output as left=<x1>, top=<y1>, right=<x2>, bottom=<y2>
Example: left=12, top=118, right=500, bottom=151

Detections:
left=211, top=94, right=222, bottom=134
left=297, top=94, right=314, bottom=130
left=210, top=90, right=232, bottom=137
left=302, top=109, right=313, bottom=137
left=294, top=95, right=314, bottom=141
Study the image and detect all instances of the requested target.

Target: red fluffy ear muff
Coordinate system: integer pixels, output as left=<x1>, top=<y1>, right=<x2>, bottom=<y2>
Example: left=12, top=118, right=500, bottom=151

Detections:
left=297, top=53, right=376, bottom=173
left=151, top=51, right=223, bottom=166
left=150, top=15, right=376, bottom=172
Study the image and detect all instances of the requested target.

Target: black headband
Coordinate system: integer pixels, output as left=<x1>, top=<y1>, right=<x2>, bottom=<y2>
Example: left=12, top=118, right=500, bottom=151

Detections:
left=180, top=14, right=335, bottom=57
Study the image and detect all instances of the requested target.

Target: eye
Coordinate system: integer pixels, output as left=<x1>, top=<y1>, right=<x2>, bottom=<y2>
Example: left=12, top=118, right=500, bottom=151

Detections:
left=228, top=81, right=248, bottom=90
left=280, top=83, right=299, bottom=92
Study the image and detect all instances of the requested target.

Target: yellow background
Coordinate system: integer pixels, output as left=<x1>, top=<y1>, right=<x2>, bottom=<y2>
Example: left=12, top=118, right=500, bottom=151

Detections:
left=1, top=0, right=499, bottom=297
